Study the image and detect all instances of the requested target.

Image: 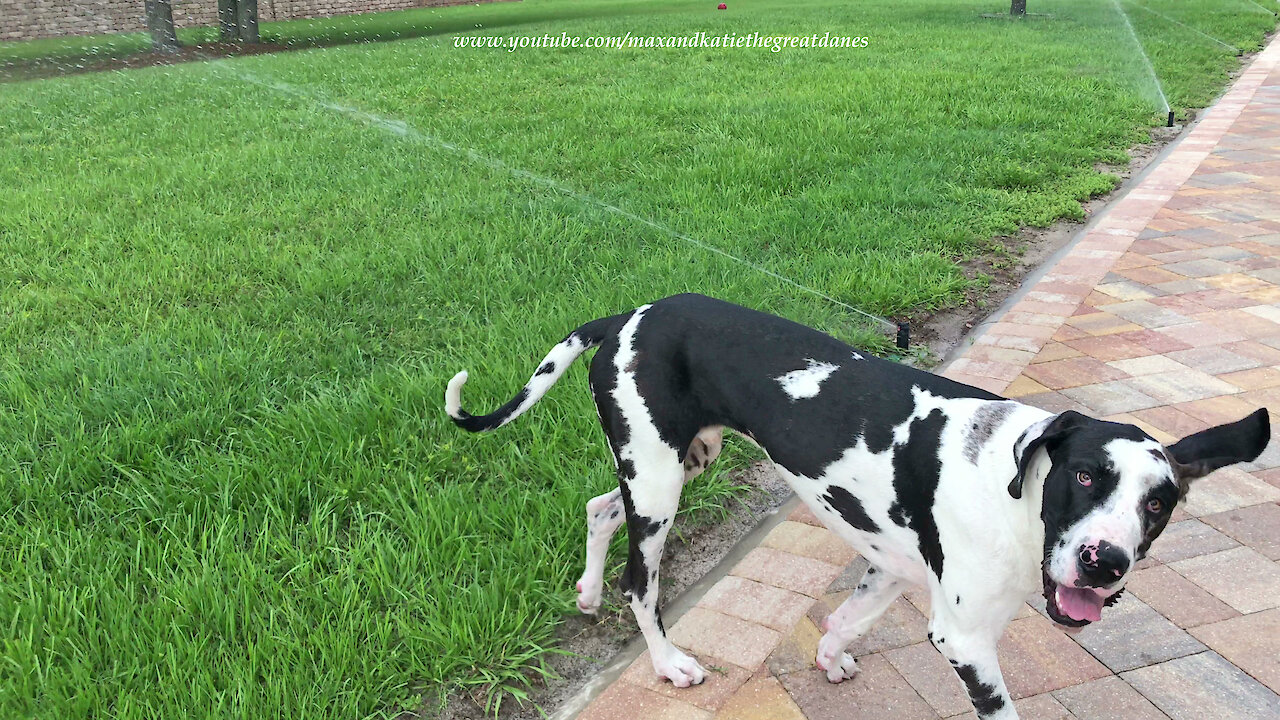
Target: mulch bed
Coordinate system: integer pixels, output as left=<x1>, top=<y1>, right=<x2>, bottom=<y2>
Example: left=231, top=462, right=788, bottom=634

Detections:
left=3, top=41, right=296, bottom=82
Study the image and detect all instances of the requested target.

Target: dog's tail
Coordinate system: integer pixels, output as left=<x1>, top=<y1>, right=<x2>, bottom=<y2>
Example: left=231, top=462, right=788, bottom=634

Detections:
left=445, top=313, right=626, bottom=432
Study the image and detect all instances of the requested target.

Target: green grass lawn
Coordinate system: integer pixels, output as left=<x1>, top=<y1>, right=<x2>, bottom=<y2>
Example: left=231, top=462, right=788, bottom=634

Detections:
left=0, top=1, right=1273, bottom=718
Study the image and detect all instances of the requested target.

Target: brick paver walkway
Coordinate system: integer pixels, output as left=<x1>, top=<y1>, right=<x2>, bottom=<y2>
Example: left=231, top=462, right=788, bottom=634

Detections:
left=574, top=36, right=1280, bottom=720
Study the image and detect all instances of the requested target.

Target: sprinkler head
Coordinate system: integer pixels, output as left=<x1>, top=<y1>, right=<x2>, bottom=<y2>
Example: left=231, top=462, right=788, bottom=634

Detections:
left=896, top=322, right=910, bottom=351
left=1167, top=111, right=1175, bottom=128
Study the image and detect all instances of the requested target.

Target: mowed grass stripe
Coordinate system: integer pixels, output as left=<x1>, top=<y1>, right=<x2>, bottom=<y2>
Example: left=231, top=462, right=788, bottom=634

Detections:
left=0, top=0, right=1274, bottom=718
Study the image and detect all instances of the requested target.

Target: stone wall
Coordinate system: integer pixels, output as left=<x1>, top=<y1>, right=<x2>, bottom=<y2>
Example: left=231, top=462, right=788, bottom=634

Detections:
left=1, top=0, right=431, bottom=42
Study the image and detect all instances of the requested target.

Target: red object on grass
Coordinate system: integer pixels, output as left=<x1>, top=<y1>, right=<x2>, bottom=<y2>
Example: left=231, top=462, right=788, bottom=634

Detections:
left=717, top=3, right=727, bottom=8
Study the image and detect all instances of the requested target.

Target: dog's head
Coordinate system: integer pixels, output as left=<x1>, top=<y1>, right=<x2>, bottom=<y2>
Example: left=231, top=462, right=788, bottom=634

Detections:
left=1008, top=408, right=1270, bottom=628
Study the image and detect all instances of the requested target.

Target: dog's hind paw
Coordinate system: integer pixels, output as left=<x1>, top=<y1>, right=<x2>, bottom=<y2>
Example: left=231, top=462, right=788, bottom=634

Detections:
left=574, top=579, right=602, bottom=614
left=652, top=649, right=706, bottom=688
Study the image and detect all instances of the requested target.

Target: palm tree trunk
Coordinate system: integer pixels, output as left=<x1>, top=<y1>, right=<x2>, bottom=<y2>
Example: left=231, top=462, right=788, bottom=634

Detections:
left=145, top=0, right=180, bottom=52
left=237, top=0, right=260, bottom=43
left=219, top=0, right=239, bottom=41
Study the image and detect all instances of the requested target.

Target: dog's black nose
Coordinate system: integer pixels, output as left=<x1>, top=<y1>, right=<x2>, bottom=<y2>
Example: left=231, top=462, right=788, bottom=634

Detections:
left=1077, top=540, right=1129, bottom=585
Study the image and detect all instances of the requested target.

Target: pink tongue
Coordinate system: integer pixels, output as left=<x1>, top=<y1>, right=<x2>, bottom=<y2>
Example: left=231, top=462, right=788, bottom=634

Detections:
left=1056, top=586, right=1104, bottom=623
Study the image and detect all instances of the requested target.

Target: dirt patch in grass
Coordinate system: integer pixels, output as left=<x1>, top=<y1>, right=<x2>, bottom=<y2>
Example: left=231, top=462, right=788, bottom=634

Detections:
left=1, top=41, right=295, bottom=82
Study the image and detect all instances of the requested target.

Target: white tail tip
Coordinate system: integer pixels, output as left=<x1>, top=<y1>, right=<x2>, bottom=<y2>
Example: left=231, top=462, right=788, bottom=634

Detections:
left=445, top=370, right=469, bottom=418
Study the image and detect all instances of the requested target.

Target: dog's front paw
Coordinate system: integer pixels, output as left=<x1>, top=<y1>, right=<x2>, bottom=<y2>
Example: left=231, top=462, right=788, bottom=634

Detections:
left=651, top=648, right=706, bottom=688
left=574, top=579, right=601, bottom=614
left=816, top=633, right=858, bottom=683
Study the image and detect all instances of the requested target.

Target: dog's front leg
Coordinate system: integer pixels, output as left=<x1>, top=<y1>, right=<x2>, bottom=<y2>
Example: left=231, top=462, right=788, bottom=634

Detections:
left=927, top=621, right=1017, bottom=720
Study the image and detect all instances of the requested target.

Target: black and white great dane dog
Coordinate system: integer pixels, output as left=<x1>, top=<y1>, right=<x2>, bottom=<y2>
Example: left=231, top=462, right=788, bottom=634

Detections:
left=445, top=294, right=1270, bottom=720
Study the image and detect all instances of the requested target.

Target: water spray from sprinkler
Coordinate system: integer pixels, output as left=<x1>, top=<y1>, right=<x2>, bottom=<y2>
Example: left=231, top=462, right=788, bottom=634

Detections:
left=1111, top=0, right=1172, bottom=129
left=1124, top=1, right=1240, bottom=55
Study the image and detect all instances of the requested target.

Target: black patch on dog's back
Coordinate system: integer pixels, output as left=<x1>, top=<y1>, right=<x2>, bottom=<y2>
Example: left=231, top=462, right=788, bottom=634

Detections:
left=822, top=485, right=880, bottom=534
left=891, top=408, right=948, bottom=579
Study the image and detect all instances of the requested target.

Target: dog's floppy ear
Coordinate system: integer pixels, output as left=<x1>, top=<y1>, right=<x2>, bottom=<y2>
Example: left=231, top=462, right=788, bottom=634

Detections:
left=1166, top=408, right=1270, bottom=496
left=1008, top=410, right=1087, bottom=499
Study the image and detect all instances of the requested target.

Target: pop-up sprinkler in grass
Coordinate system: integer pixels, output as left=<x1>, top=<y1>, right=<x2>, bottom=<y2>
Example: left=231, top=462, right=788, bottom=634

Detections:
left=1111, top=0, right=1174, bottom=129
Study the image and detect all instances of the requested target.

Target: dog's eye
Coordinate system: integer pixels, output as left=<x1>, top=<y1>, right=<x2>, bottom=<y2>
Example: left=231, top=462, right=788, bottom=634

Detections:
left=1146, top=498, right=1163, bottom=514
left=1076, top=471, right=1092, bottom=487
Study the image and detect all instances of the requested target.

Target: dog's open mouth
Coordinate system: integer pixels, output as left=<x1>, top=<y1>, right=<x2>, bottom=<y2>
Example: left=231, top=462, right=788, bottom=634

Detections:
left=1042, top=569, right=1123, bottom=627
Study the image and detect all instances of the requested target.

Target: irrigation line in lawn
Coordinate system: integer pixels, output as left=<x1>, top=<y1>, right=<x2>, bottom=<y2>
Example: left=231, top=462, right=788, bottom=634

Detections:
left=1124, top=1, right=1238, bottom=53
left=221, top=65, right=900, bottom=334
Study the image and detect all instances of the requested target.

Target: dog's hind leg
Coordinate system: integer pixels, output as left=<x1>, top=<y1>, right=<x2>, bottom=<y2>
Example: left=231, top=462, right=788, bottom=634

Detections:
left=618, top=453, right=706, bottom=687
left=576, top=428, right=722, bottom=615
left=816, top=565, right=906, bottom=683
left=588, top=411, right=706, bottom=685
left=587, top=305, right=706, bottom=686
left=575, top=488, right=623, bottom=614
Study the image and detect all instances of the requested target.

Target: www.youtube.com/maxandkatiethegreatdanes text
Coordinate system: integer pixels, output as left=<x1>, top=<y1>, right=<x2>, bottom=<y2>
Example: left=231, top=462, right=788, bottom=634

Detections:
left=454, top=31, right=870, bottom=52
